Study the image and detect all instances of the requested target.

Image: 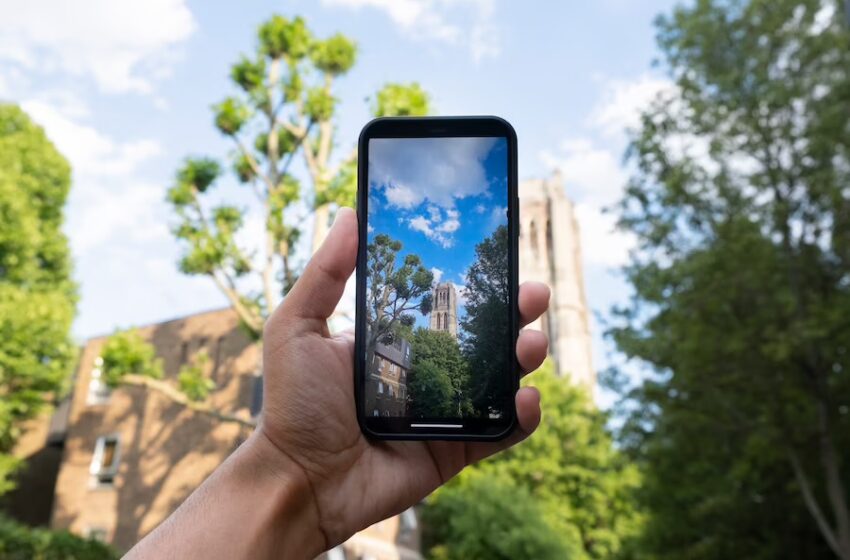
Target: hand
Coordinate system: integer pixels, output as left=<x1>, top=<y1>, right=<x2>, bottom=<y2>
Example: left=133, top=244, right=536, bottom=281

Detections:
left=258, top=207, right=550, bottom=551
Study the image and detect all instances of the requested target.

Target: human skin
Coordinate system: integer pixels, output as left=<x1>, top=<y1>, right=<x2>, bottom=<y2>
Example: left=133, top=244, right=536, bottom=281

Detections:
left=125, top=207, right=550, bottom=559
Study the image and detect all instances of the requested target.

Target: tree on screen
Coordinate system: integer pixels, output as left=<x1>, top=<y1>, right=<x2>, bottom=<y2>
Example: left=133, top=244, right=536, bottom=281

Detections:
left=407, top=328, right=472, bottom=418
left=460, top=225, right=511, bottom=415
left=363, top=234, right=433, bottom=373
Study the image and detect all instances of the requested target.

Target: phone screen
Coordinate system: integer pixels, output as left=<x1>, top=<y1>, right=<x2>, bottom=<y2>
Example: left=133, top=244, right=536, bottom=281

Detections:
left=363, top=136, right=512, bottom=424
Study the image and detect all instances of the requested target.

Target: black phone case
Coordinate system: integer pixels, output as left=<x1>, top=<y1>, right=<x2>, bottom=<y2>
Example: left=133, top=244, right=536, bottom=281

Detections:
left=354, top=116, right=520, bottom=441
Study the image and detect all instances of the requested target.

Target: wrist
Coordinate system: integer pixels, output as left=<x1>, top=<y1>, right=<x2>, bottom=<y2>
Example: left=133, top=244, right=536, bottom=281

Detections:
left=239, top=429, right=327, bottom=558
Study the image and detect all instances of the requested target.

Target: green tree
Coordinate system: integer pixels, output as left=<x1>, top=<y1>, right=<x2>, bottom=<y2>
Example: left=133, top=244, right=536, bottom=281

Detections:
left=407, top=328, right=472, bottom=417
left=0, top=515, right=118, bottom=560
left=460, top=225, right=510, bottom=415
left=608, top=0, right=850, bottom=557
left=364, top=234, right=433, bottom=372
left=103, top=14, right=431, bottom=424
left=167, top=14, right=432, bottom=339
left=422, top=471, right=580, bottom=560
left=0, top=104, right=77, bottom=494
left=425, top=362, right=643, bottom=560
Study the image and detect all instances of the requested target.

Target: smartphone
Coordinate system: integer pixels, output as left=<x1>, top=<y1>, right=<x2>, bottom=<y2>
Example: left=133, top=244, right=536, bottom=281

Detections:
left=354, top=116, right=519, bottom=441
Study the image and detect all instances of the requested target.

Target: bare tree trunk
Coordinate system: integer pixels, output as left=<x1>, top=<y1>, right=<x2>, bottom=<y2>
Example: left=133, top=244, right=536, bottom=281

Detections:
left=818, top=401, right=850, bottom=559
left=311, top=204, right=331, bottom=255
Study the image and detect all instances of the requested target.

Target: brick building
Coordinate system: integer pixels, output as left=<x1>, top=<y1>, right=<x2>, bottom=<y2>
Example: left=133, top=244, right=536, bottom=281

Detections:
left=4, top=172, right=592, bottom=559
left=364, top=338, right=412, bottom=417
left=5, top=308, right=420, bottom=559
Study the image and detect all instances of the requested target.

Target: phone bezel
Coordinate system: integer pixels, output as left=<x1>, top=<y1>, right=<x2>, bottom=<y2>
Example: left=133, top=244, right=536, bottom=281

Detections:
left=354, top=116, right=520, bottom=441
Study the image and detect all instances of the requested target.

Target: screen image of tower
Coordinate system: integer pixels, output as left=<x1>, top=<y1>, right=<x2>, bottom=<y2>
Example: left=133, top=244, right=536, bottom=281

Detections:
left=365, top=137, right=510, bottom=419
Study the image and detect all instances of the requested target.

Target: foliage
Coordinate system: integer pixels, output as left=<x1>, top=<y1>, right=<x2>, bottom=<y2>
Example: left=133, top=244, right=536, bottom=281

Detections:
left=607, top=0, right=850, bottom=558
left=460, top=225, right=511, bottom=415
left=177, top=350, right=215, bottom=402
left=168, top=13, right=434, bottom=342
left=0, top=515, right=118, bottom=560
left=422, top=471, right=580, bottom=560
left=425, top=362, right=643, bottom=559
left=100, top=329, right=163, bottom=387
left=373, top=82, right=430, bottom=117
left=363, top=234, right=433, bottom=370
left=407, top=329, right=472, bottom=417
left=0, top=104, right=77, bottom=495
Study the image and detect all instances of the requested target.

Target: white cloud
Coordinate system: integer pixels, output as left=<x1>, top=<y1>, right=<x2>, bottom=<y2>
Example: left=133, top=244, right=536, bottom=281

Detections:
left=321, top=0, right=499, bottom=61
left=588, top=74, right=674, bottom=138
left=540, top=138, right=628, bottom=208
left=0, top=0, right=196, bottom=94
left=409, top=215, right=433, bottom=236
left=22, top=100, right=167, bottom=254
left=439, top=208, right=460, bottom=233
left=573, top=203, right=634, bottom=267
left=474, top=203, right=486, bottom=214
left=384, top=183, right=421, bottom=209
left=537, top=75, right=675, bottom=268
left=23, top=101, right=161, bottom=176
left=430, top=267, right=444, bottom=284
left=370, top=137, right=498, bottom=208
left=407, top=204, right=462, bottom=247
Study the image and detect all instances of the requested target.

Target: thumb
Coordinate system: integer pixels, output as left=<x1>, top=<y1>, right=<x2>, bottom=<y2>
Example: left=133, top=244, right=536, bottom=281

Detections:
left=272, top=207, right=358, bottom=327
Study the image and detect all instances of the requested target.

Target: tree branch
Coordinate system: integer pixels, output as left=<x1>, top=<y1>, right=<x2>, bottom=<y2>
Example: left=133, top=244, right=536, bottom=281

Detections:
left=122, top=374, right=256, bottom=428
left=788, top=449, right=843, bottom=558
left=210, top=271, right=263, bottom=335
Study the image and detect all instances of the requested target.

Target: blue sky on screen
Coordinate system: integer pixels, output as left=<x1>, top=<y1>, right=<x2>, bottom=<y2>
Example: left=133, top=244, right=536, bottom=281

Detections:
left=368, top=137, right=508, bottom=330
left=0, top=0, right=679, bottom=405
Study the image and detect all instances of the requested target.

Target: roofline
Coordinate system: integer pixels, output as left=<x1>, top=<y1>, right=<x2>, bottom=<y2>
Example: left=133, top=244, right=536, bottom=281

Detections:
left=80, top=305, right=238, bottom=344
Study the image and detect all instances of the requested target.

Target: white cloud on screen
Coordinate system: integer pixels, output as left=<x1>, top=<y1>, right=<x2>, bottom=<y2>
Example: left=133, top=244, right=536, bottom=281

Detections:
left=430, top=267, right=444, bottom=284
left=408, top=205, right=462, bottom=248
left=370, top=137, right=498, bottom=209
left=0, top=0, right=196, bottom=94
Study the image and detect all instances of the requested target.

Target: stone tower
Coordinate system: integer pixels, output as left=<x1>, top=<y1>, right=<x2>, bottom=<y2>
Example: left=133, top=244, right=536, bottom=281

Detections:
left=429, top=282, right=458, bottom=337
left=518, top=171, right=595, bottom=388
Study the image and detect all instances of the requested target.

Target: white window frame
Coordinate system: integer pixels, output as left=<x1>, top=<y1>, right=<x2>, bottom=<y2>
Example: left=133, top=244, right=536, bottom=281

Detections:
left=378, top=381, right=384, bottom=394
left=85, top=526, right=109, bottom=542
left=86, top=356, right=111, bottom=406
left=90, top=434, right=121, bottom=487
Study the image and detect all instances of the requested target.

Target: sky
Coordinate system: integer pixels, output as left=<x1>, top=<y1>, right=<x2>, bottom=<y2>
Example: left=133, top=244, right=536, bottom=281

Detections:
left=368, top=136, right=508, bottom=331
left=0, top=0, right=680, bottom=400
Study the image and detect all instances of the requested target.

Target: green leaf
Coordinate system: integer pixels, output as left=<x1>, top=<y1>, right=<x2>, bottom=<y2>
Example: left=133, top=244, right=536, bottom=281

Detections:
left=310, top=33, right=357, bottom=75
left=258, top=15, right=312, bottom=60
left=373, top=82, right=430, bottom=117
left=304, top=87, right=335, bottom=122
left=101, top=329, right=163, bottom=386
left=212, top=97, right=251, bottom=135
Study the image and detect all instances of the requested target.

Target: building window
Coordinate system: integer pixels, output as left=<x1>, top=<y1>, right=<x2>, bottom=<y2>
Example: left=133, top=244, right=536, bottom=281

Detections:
left=378, top=381, right=384, bottom=394
left=90, top=435, right=121, bottom=487
left=86, top=357, right=111, bottom=405
left=400, top=507, right=418, bottom=533
left=372, top=409, right=379, bottom=417
left=85, top=526, right=108, bottom=542
left=326, top=546, right=346, bottom=560
left=250, top=375, right=263, bottom=418
left=529, top=220, right=540, bottom=259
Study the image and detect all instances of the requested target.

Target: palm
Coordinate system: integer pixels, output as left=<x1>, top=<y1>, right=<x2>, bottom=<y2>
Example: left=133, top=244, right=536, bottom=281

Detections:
left=258, top=208, right=548, bottom=548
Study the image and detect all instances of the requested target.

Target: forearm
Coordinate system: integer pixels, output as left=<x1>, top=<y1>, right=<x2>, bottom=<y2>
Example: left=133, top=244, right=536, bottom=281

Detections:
left=125, top=431, right=325, bottom=560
